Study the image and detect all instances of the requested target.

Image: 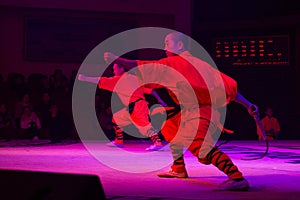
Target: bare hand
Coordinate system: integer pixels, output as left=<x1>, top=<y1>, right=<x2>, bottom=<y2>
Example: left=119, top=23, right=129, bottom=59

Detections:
left=77, top=74, right=85, bottom=81
left=150, top=106, right=175, bottom=116
left=104, top=52, right=118, bottom=63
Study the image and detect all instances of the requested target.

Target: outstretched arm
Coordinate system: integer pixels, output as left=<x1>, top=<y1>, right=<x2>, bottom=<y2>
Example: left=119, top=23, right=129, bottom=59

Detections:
left=77, top=74, right=100, bottom=84
left=104, top=52, right=138, bottom=70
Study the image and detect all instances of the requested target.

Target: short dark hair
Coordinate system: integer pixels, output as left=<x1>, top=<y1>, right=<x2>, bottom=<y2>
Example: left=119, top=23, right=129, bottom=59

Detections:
left=170, top=32, right=189, bottom=49
left=113, top=63, right=128, bottom=72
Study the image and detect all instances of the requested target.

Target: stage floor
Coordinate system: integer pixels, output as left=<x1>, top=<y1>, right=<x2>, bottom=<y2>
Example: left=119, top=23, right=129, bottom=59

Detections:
left=0, top=139, right=300, bottom=199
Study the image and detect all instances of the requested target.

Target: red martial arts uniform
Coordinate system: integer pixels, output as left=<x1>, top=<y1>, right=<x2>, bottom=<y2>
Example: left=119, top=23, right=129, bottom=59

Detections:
left=261, top=116, right=280, bottom=140
left=137, top=51, right=244, bottom=179
left=98, top=73, right=152, bottom=136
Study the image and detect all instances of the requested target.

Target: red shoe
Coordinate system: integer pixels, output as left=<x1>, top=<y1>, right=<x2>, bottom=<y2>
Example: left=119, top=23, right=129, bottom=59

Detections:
left=157, top=168, right=188, bottom=178
left=106, top=140, right=124, bottom=148
left=145, top=141, right=163, bottom=151
left=216, top=178, right=249, bottom=191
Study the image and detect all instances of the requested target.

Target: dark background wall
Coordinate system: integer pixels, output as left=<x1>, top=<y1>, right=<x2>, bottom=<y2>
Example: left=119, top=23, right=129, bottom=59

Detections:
left=0, top=0, right=192, bottom=79
left=0, top=0, right=299, bottom=139
left=192, top=0, right=300, bottom=139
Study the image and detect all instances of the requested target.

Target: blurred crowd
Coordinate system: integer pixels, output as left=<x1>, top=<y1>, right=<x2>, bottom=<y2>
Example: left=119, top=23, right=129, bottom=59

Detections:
left=0, top=69, right=114, bottom=142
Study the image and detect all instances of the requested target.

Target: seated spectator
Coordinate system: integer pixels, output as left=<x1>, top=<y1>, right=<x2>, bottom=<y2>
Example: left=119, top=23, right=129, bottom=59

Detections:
left=39, top=75, right=50, bottom=93
left=35, top=92, right=53, bottom=134
left=20, top=106, right=41, bottom=140
left=49, top=69, right=68, bottom=95
left=14, top=93, right=34, bottom=129
left=7, top=73, right=28, bottom=100
left=47, top=103, right=71, bottom=143
left=68, top=69, right=78, bottom=96
left=0, top=103, right=15, bottom=140
left=0, top=74, right=10, bottom=107
left=27, top=73, right=49, bottom=94
left=35, top=91, right=53, bottom=139
left=261, top=107, right=281, bottom=140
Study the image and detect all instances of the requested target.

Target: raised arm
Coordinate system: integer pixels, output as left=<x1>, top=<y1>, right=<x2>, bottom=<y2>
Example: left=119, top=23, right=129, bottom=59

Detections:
left=77, top=74, right=100, bottom=84
left=104, top=52, right=138, bottom=70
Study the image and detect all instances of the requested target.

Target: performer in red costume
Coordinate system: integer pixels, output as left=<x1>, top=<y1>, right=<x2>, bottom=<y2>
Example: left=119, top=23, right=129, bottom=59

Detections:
left=78, top=63, right=163, bottom=150
left=261, top=107, right=280, bottom=140
left=104, top=32, right=265, bottom=191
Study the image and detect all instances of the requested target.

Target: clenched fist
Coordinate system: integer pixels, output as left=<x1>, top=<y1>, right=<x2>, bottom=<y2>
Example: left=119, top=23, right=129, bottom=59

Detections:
left=77, top=74, right=86, bottom=81
left=104, top=52, right=118, bottom=63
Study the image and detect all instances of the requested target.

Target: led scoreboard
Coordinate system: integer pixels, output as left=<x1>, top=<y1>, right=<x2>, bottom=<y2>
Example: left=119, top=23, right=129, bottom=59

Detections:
left=213, top=35, right=290, bottom=66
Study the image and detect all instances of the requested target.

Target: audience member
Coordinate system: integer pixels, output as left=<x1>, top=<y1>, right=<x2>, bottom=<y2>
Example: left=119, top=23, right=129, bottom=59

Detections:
left=27, top=73, right=49, bottom=94
left=0, top=103, right=15, bottom=140
left=8, top=73, right=28, bottom=100
left=20, top=106, right=41, bottom=140
left=68, top=69, right=78, bottom=96
left=14, top=93, right=34, bottom=129
left=0, top=74, right=9, bottom=105
left=39, top=75, right=50, bottom=93
left=49, top=69, right=68, bottom=95
left=261, top=107, right=281, bottom=140
left=47, top=103, right=71, bottom=142
left=35, top=92, right=53, bottom=128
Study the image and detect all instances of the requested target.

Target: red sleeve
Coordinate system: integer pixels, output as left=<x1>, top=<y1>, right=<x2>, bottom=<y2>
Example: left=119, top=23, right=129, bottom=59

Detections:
left=136, top=59, right=171, bottom=85
left=274, top=118, right=280, bottom=132
left=98, top=76, right=121, bottom=92
left=221, top=73, right=238, bottom=104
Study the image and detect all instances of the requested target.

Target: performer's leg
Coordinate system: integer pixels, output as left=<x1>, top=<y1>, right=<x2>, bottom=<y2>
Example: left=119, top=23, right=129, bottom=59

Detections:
left=157, top=142, right=188, bottom=178
left=157, top=113, right=188, bottom=177
left=202, top=147, right=249, bottom=191
left=113, top=123, right=124, bottom=142
left=144, top=127, right=163, bottom=149
left=187, top=118, right=242, bottom=178
left=131, top=101, right=163, bottom=150
left=186, top=117, right=249, bottom=191
left=200, top=147, right=243, bottom=179
left=106, top=109, right=129, bottom=148
left=105, top=121, right=124, bottom=148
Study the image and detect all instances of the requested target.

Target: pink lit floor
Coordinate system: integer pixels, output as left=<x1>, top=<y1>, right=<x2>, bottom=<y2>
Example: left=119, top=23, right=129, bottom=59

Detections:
left=0, top=139, right=300, bottom=199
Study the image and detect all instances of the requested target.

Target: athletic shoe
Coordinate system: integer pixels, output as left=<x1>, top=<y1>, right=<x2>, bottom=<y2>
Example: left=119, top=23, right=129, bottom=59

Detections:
left=157, top=168, right=188, bottom=178
left=217, top=178, right=249, bottom=191
left=145, top=142, right=163, bottom=151
left=106, top=141, right=124, bottom=148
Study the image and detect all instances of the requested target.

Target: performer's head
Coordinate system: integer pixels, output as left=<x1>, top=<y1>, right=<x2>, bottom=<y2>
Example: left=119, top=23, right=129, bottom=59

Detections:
left=164, top=32, right=188, bottom=57
left=113, top=63, right=127, bottom=76
left=265, top=107, right=274, bottom=117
